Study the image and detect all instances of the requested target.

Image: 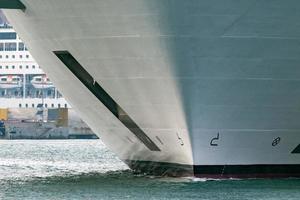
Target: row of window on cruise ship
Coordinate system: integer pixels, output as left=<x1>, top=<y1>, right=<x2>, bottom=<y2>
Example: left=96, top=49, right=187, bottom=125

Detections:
left=0, top=42, right=28, bottom=51
left=0, top=65, right=40, bottom=69
left=0, top=32, right=17, bottom=40
left=19, top=103, right=68, bottom=108
left=0, top=54, right=30, bottom=59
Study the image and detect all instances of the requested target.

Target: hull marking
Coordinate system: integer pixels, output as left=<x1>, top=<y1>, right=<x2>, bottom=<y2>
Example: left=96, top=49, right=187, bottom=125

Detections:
left=54, top=51, right=160, bottom=151
left=210, top=133, right=220, bottom=146
left=272, top=137, right=281, bottom=147
left=292, top=144, right=300, bottom=154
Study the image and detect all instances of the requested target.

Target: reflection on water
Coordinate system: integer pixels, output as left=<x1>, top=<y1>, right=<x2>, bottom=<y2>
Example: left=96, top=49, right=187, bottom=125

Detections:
left=0, top=140, right=128, bottom=181
left=0, top=140, right=300, bottom=200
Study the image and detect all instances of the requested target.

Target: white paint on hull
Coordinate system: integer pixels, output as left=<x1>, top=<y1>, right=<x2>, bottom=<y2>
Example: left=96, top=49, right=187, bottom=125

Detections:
left=3, top=0, right=300, bottom=169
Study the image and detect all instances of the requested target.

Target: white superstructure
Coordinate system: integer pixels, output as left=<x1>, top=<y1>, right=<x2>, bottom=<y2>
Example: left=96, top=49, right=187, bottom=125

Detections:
left=2, top=0, right=300, bottom=178
left=0, top=24, right=69, bottom=109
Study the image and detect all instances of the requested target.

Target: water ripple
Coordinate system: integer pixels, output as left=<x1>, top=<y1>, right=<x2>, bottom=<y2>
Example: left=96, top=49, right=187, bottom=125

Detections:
left=0, top=140, right=300, bottom=200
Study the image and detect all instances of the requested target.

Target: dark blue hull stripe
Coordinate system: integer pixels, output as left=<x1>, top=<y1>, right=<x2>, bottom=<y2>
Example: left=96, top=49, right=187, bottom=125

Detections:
left=54, top=51, right=160, bottom=151
left=126, top=160, right=300, bottom=178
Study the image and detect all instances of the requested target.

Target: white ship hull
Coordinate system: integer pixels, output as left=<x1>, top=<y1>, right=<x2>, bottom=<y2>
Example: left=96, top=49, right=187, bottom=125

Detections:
left=3, top=0, right=300, bottom=177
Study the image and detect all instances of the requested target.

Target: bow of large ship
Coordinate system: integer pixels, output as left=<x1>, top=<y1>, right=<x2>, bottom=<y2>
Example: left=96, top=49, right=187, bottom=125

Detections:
left=2, top=0, right=300, bottom=178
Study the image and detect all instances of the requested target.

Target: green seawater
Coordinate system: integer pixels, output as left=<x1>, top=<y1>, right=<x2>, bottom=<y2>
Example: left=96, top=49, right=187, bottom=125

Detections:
left=0, top=140, right=299, bottom=200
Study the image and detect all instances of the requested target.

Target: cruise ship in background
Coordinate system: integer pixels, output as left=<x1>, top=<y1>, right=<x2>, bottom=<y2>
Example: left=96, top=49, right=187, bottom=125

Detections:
left=0, top=20, right=96, bottom=139
left=0, top=23, right=66, bottom=108
left=2, top=1, right=300, bottom=178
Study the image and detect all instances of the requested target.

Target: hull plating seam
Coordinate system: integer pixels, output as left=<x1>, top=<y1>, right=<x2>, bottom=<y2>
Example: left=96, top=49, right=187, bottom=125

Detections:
left=54, top=51, right=161, bottom=151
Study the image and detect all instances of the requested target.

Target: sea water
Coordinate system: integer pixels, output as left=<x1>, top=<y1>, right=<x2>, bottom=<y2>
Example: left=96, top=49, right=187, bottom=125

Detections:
left=0, top=140, right=299, bottom=200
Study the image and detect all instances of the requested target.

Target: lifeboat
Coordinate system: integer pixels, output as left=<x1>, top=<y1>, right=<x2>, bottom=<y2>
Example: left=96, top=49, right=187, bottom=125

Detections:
left=31, top=75, right=54, bottom=89
left=0, top=75, right=22, bottom=89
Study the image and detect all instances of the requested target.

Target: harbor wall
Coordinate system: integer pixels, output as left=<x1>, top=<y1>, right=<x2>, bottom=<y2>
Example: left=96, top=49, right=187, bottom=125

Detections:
left=0, top=108, right=98, bottom=139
